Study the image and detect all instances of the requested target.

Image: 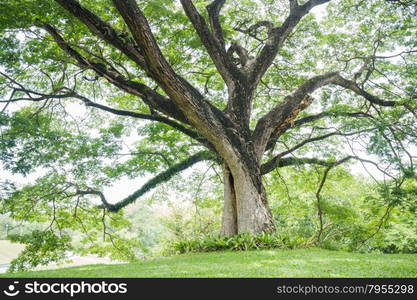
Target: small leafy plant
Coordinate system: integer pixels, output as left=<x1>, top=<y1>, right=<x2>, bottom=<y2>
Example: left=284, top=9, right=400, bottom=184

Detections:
left=169, top=232, right=297, bottom=254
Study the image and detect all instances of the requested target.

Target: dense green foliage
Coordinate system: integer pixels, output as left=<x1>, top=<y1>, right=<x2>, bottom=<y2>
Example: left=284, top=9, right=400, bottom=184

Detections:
left=2, top=249, right=417, bottom=278
left=267, top=167, right=417, bottom=253
left=7, top=230, right=71, bottom=272
left=0, top=0, right=416, bottom=272
left=169, top=233, right=286, bottom=254
left=162, top=167, right=417, bottom=255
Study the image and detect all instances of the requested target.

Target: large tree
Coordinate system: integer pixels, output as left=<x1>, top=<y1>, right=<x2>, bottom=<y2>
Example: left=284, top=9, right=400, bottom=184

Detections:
left=0, top=0, right=416, bottom=239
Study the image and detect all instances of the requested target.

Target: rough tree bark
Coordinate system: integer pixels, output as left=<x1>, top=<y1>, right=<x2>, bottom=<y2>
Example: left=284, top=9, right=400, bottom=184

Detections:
left=220, top=164, right=237, bottom=236
left=230, top=164, right=275, bottom=234
left=220, top=161, right=275, bottom=235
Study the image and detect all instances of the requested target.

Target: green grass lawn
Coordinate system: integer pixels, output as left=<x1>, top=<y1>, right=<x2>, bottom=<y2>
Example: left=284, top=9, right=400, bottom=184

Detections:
left=2, top=248, right=417, bottom=278
left=0, top=240, right=24, bottom=264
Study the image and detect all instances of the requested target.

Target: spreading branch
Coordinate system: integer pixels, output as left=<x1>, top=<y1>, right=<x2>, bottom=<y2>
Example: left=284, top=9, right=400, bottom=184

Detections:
left=261, top=155, right=393, bottom=175
left=249, top=0, right=332, bottom=86
left=180, top=0, right=241, bottom=86
left=0, top=82, right=208, bottom=145
left=54, top=0, right=231, bottom=151
left=53, top=0, right=147, bottom=70
left=111, top=0, right=232, bottom=149
left=332, top=75, right=398, bottom=107
left=261, top=128, right=374, bottom=174
left=40, top=23, right=189, bottom=124
left=265, top=111, right=374, bottom=151
left=206, top=0, right=227, bottom=48
left=76, top=151, right=214, bottom=212
left=254, top=70, right=414, bottom=158
left=253, top=72, right=340, bottom=158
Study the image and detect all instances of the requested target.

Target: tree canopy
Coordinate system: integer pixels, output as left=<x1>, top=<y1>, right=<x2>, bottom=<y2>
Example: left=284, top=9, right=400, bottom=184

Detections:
left=0, top=0, right=416, bottom=269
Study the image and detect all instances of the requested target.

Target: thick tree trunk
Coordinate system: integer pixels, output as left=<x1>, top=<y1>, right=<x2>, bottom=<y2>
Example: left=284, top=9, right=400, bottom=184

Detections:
left=220, top=162, right=275, bottom=236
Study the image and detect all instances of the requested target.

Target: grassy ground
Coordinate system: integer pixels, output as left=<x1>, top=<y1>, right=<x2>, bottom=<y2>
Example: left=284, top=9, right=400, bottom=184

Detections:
left=2, top=248, right=417, bottom=278
left=0, top=240, right=24, bottom=264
